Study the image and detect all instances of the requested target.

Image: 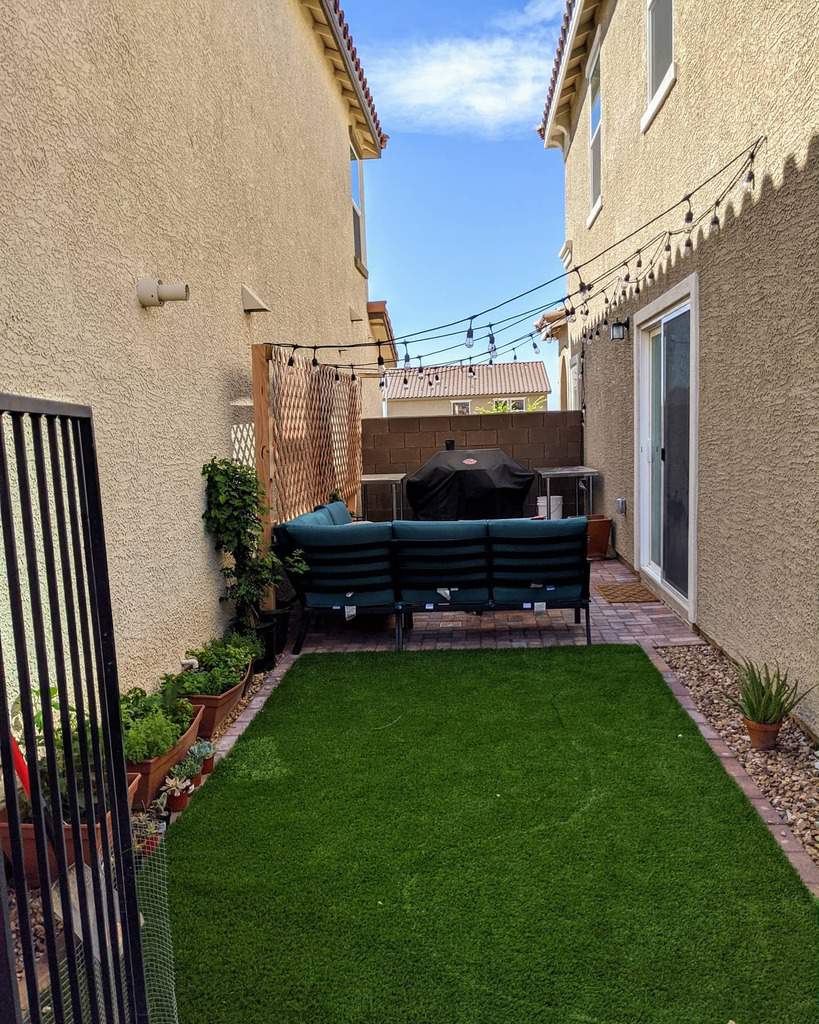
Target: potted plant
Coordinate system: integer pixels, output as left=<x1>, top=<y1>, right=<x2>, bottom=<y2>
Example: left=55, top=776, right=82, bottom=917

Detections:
left=175, top=753, right=203, bottom=789
left=586, top=515, right=613, bottom=559
left=122, top=687, right=203, bottom=808
left=162, top=774, right=194, bottom=814
left=163, top=633, right=261, bottom=738
left=729, top=660, right=813, bottom=750
left=202, top=458, right=305, bottom=671
left=189, top=739, right=217, bottom=776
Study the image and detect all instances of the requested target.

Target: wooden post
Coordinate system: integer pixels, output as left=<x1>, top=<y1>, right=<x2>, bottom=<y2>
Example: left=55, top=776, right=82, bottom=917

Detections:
left=251, top=343, right=276, bottom=612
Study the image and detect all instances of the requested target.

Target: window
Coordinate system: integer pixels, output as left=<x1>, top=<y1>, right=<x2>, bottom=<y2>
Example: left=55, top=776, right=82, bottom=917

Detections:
left=648, top=0, right=673, bottom=99
left=641, top=0, right=676, bottom=133
left=508, top=398, right=526, bottom=413
left=452, top=400, right=471, bottom=416
left=588, top=54, right=602, bottom=214
left=350, top=143, right=366, bottom=273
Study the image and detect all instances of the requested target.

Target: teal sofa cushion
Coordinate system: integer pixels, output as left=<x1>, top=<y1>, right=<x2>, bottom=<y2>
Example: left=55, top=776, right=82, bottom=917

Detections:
left=317, top=501, right=353, bottom=525
left=285, top=522, right=395, bottom=608
left=488, top=517, right=588, bottom=601
left=393, top=520, right=490, bottom=607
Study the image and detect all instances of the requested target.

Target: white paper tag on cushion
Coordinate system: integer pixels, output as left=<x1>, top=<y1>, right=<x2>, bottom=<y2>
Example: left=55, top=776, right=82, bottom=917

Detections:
left=425, top=603, right=435, bottom=610
left=332, top=606, right=341, bottom=610
left=344, top=605, right=356, bottom=621
left=546, top=585, right=556, bottom=592
left=534, top=602, right=546, bottom=613
left=529, top=582, right=544, bottom=589
left=437, top=588, right=451, bottom=601
left=522, top=602, right=533, bottom=610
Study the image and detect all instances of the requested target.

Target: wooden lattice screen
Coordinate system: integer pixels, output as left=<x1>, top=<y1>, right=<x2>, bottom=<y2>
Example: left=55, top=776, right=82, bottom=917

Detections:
left=251, top=344, right=362, bottom=538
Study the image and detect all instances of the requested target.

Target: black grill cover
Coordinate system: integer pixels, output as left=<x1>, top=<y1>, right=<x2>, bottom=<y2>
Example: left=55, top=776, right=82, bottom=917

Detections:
left=406, top=448, right=535, bottom=521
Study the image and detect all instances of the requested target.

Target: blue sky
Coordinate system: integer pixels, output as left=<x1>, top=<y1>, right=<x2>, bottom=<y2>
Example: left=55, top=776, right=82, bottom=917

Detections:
left=343, top=0, right=568, bottom=392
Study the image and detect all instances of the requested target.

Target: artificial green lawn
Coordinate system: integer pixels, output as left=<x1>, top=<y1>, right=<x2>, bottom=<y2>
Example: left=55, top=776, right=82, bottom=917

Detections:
left=167, top=647, right=818, bottom=1024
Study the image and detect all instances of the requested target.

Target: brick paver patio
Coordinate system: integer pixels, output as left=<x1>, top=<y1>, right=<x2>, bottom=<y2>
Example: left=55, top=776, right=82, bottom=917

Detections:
left=299, top=558, right=702, bottom=653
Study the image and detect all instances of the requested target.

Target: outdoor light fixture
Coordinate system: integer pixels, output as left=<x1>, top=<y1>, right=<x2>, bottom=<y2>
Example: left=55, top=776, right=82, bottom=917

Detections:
left=610, top=317, right=629, bottom=341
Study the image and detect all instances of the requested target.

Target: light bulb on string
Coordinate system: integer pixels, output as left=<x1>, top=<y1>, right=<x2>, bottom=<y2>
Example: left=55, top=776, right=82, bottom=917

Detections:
left=711, top=203, right=720, bottom=229
left=311, top=347, right=319, bottom=368
left=684, top=195, right=693, bottom=224
left=648, top=267, right=655, bottom=283
left=574, top=268, right=587, bottom=293
left=664, top=234, right=672, bottom=253
left=428, top=376, right=434, bottom=388
left=634, top=281, right=641, bottom=295
left=742, top=156, right=755, bottom=193
left=513, top=349, right=518, bottom=362
left=531, top=333, right=540, bottom=355
left=417, top=357, right=423, bottom=376
left=403, top=344, right=411, bottom=368
left=468, top=358, right=476, bottom=377
left=622, top=263, right=630, bottom=283
left=684, top=234, right=693, bottom=251
left=334, top=366, right=340, bottom=383
left=379, top=375, right=385, bottom=389
left=377, top=343, right=384, bottom=367
left=465, top=316, right=475, bottom=349
left=287, top=346, right=297, bottom=367
left=434, top=372, right=440, bottom=382
left=402, top=374, right=409, bottom=388
left=350, top=366, right=357, bottom=382
left=488, top=323, right=496, bottom=353
left=636, top=251, right=642, bottom=269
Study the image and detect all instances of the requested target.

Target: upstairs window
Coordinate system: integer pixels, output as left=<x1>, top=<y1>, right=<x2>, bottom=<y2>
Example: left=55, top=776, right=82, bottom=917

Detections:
left=589, top=55, right=602, bottom=212
left=452, top=401, right=471, bottom=416
left=648, top=0, right=673, bottom=100
left=350, top=143, right=366, bottom=273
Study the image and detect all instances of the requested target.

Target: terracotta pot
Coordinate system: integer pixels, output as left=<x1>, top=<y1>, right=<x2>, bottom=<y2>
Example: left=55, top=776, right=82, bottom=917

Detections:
left=166, top=791, right=190, bottom=814
left=127, top=772, right=141, bottom=809
left=586, top=514, right=612, bottom=559
left=126, top=705, right=204, bottom=810
left=191, top=771, right=203, bottom=788
left=742, top=717, right=782, bottom=751
left=202, top=755, right=215, bottom=775
left=0, top=808, right=112, bottom=889
left=187, top=662, right=252, bottom=739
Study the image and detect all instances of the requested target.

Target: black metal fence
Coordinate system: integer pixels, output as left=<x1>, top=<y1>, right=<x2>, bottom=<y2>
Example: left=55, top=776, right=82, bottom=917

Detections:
left=0, top=395, right=149, bottom=1023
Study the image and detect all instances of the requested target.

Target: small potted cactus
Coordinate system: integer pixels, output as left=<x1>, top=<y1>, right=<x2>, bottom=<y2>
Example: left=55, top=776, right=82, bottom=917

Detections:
left=162, top=775, right=194, bottom=814
left=176, top=753, right=204, bottom=789
left=190, top=740, right=217, bottom=776
left=729, top=660, right=813, bottom=750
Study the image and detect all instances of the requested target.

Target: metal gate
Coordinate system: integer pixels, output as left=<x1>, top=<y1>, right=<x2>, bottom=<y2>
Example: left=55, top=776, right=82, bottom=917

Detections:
left=0, top=395, right=149, bottom=1023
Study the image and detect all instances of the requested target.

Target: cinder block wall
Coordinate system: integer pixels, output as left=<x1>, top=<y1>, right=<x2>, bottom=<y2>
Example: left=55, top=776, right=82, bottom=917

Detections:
left=361, top=412, right=583, bottom=520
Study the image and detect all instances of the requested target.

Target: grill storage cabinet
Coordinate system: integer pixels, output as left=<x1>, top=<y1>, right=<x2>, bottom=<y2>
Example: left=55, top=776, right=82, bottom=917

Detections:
left=277, top=506, right=591, bottom=650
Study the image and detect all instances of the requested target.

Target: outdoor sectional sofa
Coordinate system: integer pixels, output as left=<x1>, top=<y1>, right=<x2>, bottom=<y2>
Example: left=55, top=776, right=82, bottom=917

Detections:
left=276, top=501, right=591, bottom=652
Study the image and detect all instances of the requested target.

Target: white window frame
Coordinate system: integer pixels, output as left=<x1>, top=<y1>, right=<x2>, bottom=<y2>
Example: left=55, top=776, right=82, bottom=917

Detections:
left=508, top=398, right=526, bottom=413
left=641, top=0, right=677, bottom=134
left=451, top=400, right=471, bottom=416
left=350, top=137, right=367, bottom=274
left=586, top=27, right=603, bottom=226
left=632, top=273, right=699, bottom=624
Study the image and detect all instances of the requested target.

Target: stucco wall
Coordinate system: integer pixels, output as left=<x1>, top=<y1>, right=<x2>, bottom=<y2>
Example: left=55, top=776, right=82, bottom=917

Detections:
left=0, top=0, right=375, bottom=688
left=557, top=0, right=819, bottom=724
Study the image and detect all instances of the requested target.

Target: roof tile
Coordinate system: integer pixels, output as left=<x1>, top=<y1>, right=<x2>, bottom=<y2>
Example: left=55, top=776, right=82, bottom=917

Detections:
left=385, top=361, right=551, bottom=401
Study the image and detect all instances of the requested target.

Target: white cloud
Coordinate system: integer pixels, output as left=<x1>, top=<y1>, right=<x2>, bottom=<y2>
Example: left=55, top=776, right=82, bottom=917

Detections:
left=364, top=3, right=565, bottom=138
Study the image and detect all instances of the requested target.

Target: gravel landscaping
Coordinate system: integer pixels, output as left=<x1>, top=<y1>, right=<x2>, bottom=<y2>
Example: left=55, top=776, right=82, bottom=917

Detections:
left=658, top=643, right=819, bottom=867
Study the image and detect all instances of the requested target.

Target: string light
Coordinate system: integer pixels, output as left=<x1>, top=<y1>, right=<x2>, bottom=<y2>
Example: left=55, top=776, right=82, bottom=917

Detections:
left=377, top=343, right=384, bottom=367
left=742, top=155, right=755, bottom=192
left=622, top=263, right=631, bottom=283
left=287, top=346, right=297, bottom=367
left=403, top=343, right=411, bottom=368
left=531, top=333, right=540, bottom=355
left=402, top=374, right=409, bottom=388
left=334, top=366, right=340, bottom=383
left=684, top=196, right=694, bottom=224
left=465, top=316, right=475, bottom=349
left=488, top=323, right=496, bottom=353
left=636, top=252, right=642, bottom=269
left=351, top=367, right=357, bottom=382
left=711, top=204, right=720, bottom=229
left=513, top=350, right=518, bottom=361
left=311, top=347, right=318, bottom=368
left=468, top=358, right=476, bottom=377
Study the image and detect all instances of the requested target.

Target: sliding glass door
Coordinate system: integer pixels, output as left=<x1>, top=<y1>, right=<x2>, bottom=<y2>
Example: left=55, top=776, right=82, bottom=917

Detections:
left=645, top=306, right=691, bottom=598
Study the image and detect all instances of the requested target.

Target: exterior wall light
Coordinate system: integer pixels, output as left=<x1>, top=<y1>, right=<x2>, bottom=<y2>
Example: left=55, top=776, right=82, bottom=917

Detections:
left=137, top=278, right=190, bottom=307
left=610, top=317, right=629, bottom=341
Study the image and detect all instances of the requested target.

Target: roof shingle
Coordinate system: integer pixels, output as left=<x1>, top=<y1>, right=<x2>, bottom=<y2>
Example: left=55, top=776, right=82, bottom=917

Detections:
left=385, top=361, right=551, bottom=401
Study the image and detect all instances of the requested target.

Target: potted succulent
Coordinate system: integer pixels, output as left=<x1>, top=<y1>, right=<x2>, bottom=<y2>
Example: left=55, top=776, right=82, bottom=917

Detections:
left=163, top=633, right=261, bottom=739
left=162, top=774, right=194, bottom=814
left=189, top=739, right=217, bottom=776
left=175, top=753, right=203, bottom=789
left=202, top=458, right=305, bottom=671
left=122, top=687, right=203, bottom=808
left=729, top=660, right=813, bottom=750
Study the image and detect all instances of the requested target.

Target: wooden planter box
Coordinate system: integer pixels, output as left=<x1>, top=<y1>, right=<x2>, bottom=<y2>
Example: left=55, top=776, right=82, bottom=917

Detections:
left=126, top=705, right=203, bottom=809
left=187, top=662, right=252, bottom=740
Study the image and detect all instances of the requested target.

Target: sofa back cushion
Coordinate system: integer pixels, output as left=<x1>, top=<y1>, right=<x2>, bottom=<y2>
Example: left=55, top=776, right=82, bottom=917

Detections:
left=393, top=520, right=490, bottom=607
left=285, top=522, right=394, bottom=608
left=488, top=517, right=588, bottom=605
left=317, top=501, right=353, bottom=526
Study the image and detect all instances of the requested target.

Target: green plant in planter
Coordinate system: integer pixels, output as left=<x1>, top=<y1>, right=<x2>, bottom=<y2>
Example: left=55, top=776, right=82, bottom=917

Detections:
left=162, top=775, right=194, bottom=799
left=120, top=687, right=194, bottom=763
left=202, top=458, right=306, bottom=628
left=174, top=755, right=202, bottom=781
left=729, top=661, right=813, bottom=724
left=189, top=740, right=216, bottom=763
left=162, top=632, right=264, bottom=699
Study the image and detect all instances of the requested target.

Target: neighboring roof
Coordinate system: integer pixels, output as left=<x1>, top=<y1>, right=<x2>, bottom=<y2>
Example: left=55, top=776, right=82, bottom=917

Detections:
left=367, top=301, right=399, bottom=364
left=385, top=361, right=551, bottom=401
left=300, top=0, right=387, bottom=156
left=537, top=0, right=603, bottom=148
left=534, top=309, right=565, bottom=333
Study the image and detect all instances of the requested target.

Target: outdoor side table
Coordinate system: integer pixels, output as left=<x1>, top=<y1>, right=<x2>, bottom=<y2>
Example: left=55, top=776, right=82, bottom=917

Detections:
left=360, top=473, right=405, bottom=520
left=534, top=466, right=600, bottom=519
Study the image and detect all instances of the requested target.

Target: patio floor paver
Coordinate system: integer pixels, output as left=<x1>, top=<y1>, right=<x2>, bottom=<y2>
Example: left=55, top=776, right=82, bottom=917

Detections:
left=299, top=558, right=702, bottom=653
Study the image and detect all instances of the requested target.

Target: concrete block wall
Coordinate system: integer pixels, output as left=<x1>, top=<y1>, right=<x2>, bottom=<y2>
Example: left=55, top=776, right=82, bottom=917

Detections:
left=361, top=412, right=583, bottom=520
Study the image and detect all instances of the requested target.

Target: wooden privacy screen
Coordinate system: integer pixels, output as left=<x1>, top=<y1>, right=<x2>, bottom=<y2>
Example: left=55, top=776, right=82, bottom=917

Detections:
left=251, top=344, right=362, bottom=537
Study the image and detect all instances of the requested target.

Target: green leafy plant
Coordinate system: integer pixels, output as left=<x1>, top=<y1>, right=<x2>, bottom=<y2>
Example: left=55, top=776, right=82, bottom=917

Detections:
left=189, top=740, right=216, bottom=763
left=174, top=755, right=202, bottom=781
left=728, top=661, right=813, bottom=724
left=123, top=712, right=180, bottom=763
left=202, top=458, right=306, bottom=627
left=120, top=687, right=194, bottom=762
left=163, top=632, right=264, bottom=698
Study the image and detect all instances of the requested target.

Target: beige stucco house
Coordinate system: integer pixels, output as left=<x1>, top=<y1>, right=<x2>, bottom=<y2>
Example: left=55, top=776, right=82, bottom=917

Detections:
left=540, top=0, right=819, bottom=726
left=383, top=361, right=551, bottom=418
left=0, top=0, right=386, bottom=688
